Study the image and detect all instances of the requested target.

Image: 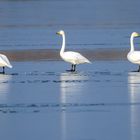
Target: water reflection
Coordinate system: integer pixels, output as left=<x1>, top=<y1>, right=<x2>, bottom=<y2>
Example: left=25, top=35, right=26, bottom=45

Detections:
left=128, top=73, right=140, bottom=140
left=60, top=72, right=89, bottom=140
left=60, top=72, right=89, bottom=104
left=128, top=73, right=140, bottom=101
left=0, top=74, right=12, bottom=102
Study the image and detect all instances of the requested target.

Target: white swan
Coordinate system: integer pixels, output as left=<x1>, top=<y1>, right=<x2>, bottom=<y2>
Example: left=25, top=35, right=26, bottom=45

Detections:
left=0, top=54, right=12, bottom=74
left=127, top=32, right=140, bottom=72
left=56, top=30, right=91, bottom=71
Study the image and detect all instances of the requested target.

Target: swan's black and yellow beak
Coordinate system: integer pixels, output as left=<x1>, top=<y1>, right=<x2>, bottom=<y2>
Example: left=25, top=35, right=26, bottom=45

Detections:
left=56, top=32, right=60, bottom=35
left=137, top=33, right=140, bottom=37
left=135, top=32, right=140, bottom=38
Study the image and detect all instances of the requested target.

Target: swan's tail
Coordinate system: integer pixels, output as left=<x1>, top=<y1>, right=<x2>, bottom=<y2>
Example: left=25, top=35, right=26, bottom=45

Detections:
left=0, top=54, right=13, bottom=68
left=7, top=64, right=13, bottom=68
left=85, top=59, right=92, bottom=64
left=87, top=60, right=92, bottom=64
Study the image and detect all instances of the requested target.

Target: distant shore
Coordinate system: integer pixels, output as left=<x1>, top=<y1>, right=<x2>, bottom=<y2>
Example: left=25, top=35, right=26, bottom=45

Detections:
left=0, top=48, right=128, bottom=62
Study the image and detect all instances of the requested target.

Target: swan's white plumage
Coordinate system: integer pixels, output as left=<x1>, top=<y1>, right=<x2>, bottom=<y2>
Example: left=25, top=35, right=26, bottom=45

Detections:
left=127, top=32, right=140, bottom=71
left=0, top=54, right=12, bottom=68
left=127, top=51, right=140, bottom=64
left=61, top=51, right=91, bottom=65
left=57, top=30, right=91, bottom=71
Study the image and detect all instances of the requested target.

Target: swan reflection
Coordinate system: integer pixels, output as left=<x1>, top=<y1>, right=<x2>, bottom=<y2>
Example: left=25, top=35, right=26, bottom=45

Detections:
left=128, top=72, right=140, bottom=140
left=60, top=72, right=89, bottom=104
left=0, top=74, right=12, bottom=100
left=128, top=72, right=140, bottom=101
left=60, top=72, right=89, bottom=140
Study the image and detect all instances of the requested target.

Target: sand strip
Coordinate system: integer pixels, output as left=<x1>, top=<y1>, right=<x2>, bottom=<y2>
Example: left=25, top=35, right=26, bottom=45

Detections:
left=0, top=48, right=128, bottom=62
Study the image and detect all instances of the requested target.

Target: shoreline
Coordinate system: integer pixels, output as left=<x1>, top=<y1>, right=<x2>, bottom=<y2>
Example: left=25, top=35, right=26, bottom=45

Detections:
left=0, top=48, right=128, bottom=62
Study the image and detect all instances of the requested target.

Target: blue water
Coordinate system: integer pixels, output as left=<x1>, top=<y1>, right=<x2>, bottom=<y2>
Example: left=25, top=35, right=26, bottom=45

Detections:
left=0, top=0, right=140, bottom=50
left=0, top=61, right=139, bottom=140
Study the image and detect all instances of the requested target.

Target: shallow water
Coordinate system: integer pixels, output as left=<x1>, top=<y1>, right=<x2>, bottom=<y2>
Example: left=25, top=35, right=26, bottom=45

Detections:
left=0, top=0, right=140, bottom=50
left=0, top=61, right=140, bottom=140
left=0, top=0, right=140, bottom=140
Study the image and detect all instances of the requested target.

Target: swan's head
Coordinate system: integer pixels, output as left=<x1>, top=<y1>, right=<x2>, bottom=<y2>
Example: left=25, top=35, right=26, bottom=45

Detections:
left=131, top=32, right=140, bottom=38
left=56, top=30, right=65, bottom=36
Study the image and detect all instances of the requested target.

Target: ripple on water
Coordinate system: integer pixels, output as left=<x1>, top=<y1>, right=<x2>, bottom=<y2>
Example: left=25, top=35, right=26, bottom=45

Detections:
left=0, top=70, right=127, bottom=85
left=0, top=102, right=139, bottom=114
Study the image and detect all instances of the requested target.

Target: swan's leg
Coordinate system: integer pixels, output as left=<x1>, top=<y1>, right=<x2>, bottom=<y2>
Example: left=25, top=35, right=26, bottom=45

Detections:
left=71, top=64, right=76, bottom=72
left=138, top=66, right=140, bottom=72
left=71, top=64, right=74, bottom=71
left=73, top=65, right=76, bottom=71
left=66, top=64, right=76, bottom=72
left=2, top=67, right=5, bottom=74
left=66, top=64, right=74, bottom=72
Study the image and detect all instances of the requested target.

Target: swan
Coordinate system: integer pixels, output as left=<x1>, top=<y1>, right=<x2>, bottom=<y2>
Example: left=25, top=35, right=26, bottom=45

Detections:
left=127, top=32, right=140, bottom=72
left=0, top=54, right=12, bottom=74
left=56, top=30, right=91, bottom=71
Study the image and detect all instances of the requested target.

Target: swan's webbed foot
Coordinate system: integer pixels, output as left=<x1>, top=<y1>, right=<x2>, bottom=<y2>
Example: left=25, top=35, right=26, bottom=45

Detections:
left=132, top=70, right=139, bottom=72
left=66, top=69, right=74, bottom=72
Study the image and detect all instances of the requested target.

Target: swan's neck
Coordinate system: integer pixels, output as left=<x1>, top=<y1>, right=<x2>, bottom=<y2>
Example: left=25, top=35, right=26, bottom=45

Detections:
left=130, top=35, right=135, bottom=52
left=60, top=33, right=65, bottom=55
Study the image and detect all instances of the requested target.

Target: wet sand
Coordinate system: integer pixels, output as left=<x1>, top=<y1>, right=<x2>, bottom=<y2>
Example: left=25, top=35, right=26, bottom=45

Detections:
left=0, top=48, right=128, bottom=61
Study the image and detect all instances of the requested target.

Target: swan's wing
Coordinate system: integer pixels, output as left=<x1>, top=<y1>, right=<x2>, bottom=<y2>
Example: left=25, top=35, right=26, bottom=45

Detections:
left=63, top=51, right=91, bottom=64
left=0, top=54, right=12, bottom=68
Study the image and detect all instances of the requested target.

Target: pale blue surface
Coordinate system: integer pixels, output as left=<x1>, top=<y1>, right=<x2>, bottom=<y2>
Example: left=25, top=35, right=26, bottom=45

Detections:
left=0, top=61, right=139, bottom=140
left=0, top=0, right=140, bottom=50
